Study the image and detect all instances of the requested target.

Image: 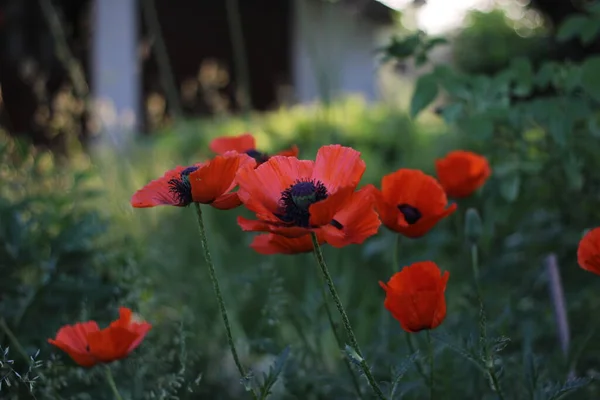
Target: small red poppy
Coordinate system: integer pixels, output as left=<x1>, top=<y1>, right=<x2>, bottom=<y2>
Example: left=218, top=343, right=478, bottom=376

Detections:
left=577, top=227, right=600, bottom=276
left=209, top=133, right=299, bottom=165
left=131, top=152, right=255, bottom=209
left=249, top=187, right=381, bottom=254
left=380, top=261, right=449, bottom=333
left=435, top=150, right=491, bottom=198
left=48, top=307, right=151, bottom=367
left=236, top=145, right=369, bottom=242
left=368, top=169, right=457, bottom=238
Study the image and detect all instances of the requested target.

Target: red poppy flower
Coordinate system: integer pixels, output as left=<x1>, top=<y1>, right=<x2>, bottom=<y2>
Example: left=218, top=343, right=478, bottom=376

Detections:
left=379, top=261, right=449, bottom=333
left=236, top=145, right=369, bottom=243
left=249, top=187, right=380, bottom=254
left=435, top=150, right=491, bottom=198
left=577, top=227, right=600, bottom=276
left=131, top=152, right=255, bottom=209
left=209, top=133, right=299, bottom=165
left=48, top=307, right=152, bottom=367
left=368, top=169, right=457, bottom=238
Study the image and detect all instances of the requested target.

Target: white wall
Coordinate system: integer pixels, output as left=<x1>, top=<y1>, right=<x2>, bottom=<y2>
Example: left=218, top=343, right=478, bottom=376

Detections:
left=292, top=0, right=390, bottom=104
left=91, top=0, right=139, bottom=147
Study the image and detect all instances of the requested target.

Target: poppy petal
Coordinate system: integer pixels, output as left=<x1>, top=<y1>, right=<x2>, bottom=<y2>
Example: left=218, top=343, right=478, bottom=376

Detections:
left=435, top=150, right=491, bottom=198
left=237, top=156, right=314, bottom=221
left=209, top=133, right=256, bottom=154
left=312, top=145, right=365, bottom=194
left=237, top=216, right=313, bottom=238
left=48, top=321, right=100, bottom=367
left=211, top=192, right=242, bottom=210
left=577, top=227, right=600, bottom=275
left=276, top=145, right=300, bottom=158
left=322, top=187, right=381, bottom=247
left=250, top=232, right=323, bottom=255
left=87, top=326, right=140, bottom=363
left=131, top=166, right=187, bottom=208
left=308, top=185, right=355, bottom=227
left=190, top=153, right=255, bottom=204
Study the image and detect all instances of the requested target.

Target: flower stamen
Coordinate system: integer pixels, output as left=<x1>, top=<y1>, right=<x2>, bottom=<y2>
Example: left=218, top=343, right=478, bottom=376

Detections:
left=279, top=179, right=329, bottom=227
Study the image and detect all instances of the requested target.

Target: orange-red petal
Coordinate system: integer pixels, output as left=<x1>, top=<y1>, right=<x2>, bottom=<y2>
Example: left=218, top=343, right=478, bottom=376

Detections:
left=312, top=145, right=365, bottom=195
left=577, top=228, right=600, bottom=276
left=321, top=187, right=381, bottom=248
left=237, top=216, right=313, bottom=238
left=276, top=145, right=300, bottom=158
left=376, top=169, right=456, bottom=238
left=209, top=133, right=256, bottom=154
left=189, top=152, right=255, bottom=206
left=47, top=321, right=100, bottom=367
left=380, top=261, right=449, bottom=333
left=237, top=155, right=314, bottom=221
left=86, top=326, right=140, bottom=363
left=435, top=150, right=491, bottom=198
left=250, top=232, right=324, bottom=255
left=131, top=166, right=188, bottom=208
left=308, top=186, right=355, bottom=227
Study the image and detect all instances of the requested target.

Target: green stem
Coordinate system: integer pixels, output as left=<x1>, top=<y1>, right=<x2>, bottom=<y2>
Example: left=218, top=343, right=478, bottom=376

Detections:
left=313, top=252, right=365, bottom=400
left=471, top=243, right=505, bottom=400
left=193, top=204, right=257, bottom=399
left=0, top=318, right=31, bottom=364
left=310, top=233, right=386, bottom=400
left=391, top=234, right=401, bottom=274
left=427, top=331, right=434, bottom=400
left=405, top=332, right=429, bottom=383
left=105, top=366, right=124, bottom=400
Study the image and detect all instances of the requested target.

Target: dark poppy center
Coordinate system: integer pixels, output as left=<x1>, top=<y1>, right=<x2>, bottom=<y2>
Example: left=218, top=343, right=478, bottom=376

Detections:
left=398, top=204, right=422, bottom=224
left=278, top=179, right=328, bottom=227
left=168, top=165, right=198, bottom=206
left=246, top=149, right=270, bottom=164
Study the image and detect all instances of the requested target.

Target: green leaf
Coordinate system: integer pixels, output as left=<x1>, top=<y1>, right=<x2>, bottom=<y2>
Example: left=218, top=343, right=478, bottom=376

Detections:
left=511, top=58, right=534, bottom=97
left=556, top=14, right=589, bottom=42
left=258, top=346, right=291, bottom=398
left=581, top=56, right=600, bottom=102
left=581, top=19, right=600, bottom=45
left=500, top=174, right=521, bottom=202
left=410, top=73, right=439, bottom=118
left=458, top=115, right=494, bottom=140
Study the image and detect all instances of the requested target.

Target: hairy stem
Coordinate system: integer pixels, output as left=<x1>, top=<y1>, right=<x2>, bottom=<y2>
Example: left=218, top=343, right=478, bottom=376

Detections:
left=471, top=243, right=505, bottom=400
left=105, top=366, right=124, bottom=400
left=310, top=233, right=386, bottom=400
left=313, top=252, right=365, bottom=399
left=427, top=330, right=434, bottom=400
left=193, top=203, right=257, bottom=399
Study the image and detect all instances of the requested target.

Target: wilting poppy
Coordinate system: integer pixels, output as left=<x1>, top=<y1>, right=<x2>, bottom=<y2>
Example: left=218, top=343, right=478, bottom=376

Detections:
left=236, top=145, right=370, bottom=243
left=209, top=133, right=299, bottom=165
left=249, top=187, right=381, bottom=254
left=379, top=261, right=449, bottom=333
left=435, top=150, right=491, bottom=198
left=368, top=169, right=457, bottom=238
left=577, top=227, right=600, bottom=276
left=48, top=307, right=152, bottom=367
left=131, top=152, right=255, bottom=209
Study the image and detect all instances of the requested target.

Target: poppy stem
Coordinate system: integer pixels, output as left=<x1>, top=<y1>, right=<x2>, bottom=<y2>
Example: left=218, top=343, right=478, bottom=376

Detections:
left=310, top=233, right=387, bottom=400
left=471, top=244, right=505, bottom=400
left=193, top=203, right=257, bottom=399
left=104, top=366, right=124, bottom=400
left=313, top=253, right=365, bottom=400
left=426, top=330, right=434, bottom=399
left=405, top=331, right=429, bottom=382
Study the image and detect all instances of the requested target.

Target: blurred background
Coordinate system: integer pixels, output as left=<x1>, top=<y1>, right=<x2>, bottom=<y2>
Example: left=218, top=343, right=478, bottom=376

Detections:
left=1, top=0, right=600, bottom=399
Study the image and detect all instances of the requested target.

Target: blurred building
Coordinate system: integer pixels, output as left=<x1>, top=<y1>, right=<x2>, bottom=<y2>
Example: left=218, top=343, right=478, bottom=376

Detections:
left=0, top=0, right=394, bottom=146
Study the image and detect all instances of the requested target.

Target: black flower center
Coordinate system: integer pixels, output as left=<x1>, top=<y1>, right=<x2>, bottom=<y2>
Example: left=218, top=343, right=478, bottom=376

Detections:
left=398, top=204, right=422, bottom=225
left=246, top=149, right=270, bottom=164
left=168, top=166, right=199, bottom=206
left=278, top=179, right=329, bottom=227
